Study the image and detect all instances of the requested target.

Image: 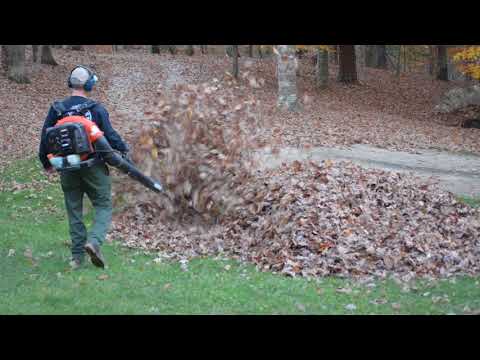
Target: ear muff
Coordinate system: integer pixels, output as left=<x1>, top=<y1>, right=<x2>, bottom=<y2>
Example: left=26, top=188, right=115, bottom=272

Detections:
left=84, top=73, right=98, bottom=92
left=68, top=66, right=98, bottom=92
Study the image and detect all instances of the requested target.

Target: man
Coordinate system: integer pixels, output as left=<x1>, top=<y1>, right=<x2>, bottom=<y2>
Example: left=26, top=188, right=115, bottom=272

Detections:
left=39, top=65, right=129, bottom=270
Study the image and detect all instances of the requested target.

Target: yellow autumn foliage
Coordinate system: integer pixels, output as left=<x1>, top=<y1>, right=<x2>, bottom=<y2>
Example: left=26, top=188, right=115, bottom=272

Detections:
left=453, top=46, right=480, bottom=80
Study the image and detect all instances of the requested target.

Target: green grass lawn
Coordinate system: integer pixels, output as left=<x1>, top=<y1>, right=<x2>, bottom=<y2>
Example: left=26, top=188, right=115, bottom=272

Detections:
left=1, top=158, right=479, bottom=315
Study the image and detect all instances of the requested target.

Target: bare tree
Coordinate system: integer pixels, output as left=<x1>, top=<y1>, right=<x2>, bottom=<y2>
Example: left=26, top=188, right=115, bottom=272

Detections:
left=428, top=45, right=436, bottom=76
left=330, top=45, right=340, bottom=65
left=276, top=45, right=298, bottom=111
left=186, top=45, right=194, bottom=56
left=337, top=45, right=357, bottom=83
left=226, top=45, right=234, bottom=57
left=32, top=45, right=39, bottom=63
left=151, top=45, right=160, bottom=54
left=4, top=45, right=29, bottom=83
left=316, top=47, right=329, bottom=89
left=366, top=45, right=388, bottom=69
left=200, top=45, right=208, bottom=54
left=396, top=45, right=402, bottom=77
left=41, top=45, right=58, bottom=66
left=376, top=45, right=388, bottom=69
left=436, top=45, right=449, bottom=81
left=232, top=45, right=239, bottom=78
left=355, top=45, right=366, bottom=81
left=1, top=45, right=8, bottom=70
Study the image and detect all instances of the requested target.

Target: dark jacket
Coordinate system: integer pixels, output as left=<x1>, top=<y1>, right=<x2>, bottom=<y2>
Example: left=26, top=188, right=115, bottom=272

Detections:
left=39, top=96, right=128, bottom=169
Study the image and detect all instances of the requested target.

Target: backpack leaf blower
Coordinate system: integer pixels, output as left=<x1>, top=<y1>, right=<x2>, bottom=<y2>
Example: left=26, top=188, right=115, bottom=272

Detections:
left=46, top=116, right=164, bottom=194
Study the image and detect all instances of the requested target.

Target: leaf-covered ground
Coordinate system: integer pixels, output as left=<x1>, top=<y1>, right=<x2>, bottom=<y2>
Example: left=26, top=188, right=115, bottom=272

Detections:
left=1, top=48, right=479, bottom=171
left=1, top=47, right=480, bottom=288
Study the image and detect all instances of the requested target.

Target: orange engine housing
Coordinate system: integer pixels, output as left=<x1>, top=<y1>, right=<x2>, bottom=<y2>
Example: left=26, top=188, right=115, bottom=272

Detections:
left=48, top=116, right=104, bottom=161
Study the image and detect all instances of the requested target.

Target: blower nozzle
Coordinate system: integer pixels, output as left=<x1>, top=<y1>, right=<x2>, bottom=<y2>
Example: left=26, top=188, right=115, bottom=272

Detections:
left=94, top=136, right=164, bottom=194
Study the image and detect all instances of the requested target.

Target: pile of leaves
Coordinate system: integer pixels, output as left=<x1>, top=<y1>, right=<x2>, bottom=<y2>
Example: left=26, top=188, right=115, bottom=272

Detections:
left=113, top=159, right=480, bottom=280
left=112, top=72, right=480, bottom=280
left=115, top=71, right=266, bottom=222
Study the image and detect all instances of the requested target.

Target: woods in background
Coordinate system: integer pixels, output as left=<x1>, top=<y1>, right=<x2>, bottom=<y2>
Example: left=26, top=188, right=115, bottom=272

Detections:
left=1, top=45, right=477, bottom=115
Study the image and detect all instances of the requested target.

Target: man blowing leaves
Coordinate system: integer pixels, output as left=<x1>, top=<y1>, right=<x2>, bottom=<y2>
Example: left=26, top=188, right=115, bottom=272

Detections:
left=39, top=65, right=129, bottom=270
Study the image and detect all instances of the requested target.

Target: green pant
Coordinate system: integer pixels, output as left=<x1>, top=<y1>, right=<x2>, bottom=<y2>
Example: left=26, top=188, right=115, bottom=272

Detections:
left=60, top=163, right=112, bottom=261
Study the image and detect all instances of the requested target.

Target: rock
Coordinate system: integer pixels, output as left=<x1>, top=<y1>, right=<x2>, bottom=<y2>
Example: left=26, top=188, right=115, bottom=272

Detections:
left=435, top=85, right=480, bottom=114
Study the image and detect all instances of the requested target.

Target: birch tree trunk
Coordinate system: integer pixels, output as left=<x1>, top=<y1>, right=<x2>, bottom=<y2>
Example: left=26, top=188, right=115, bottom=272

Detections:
left=355, top=45, right=366, bottom=81
left=276, top=45, right=298, bottom=111
left=316, top=47, right=329, bottom=89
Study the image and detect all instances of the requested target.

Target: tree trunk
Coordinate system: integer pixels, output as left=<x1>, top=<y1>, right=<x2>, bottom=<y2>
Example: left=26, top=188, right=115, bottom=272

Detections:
left=276, top=45, right=298, bottom=111
left=186, top=45, right=194, bottom=56
left=32, top=45, right=39, bottom=63
left=248, top=45, right=253, bottom=57
left=337, top=45, right=357, bottom=83
left=40, top=45, right=58, bottom=66
left=436, top=45, right=449, bottom=81
left=329, top=45, right=338, bottom=65
left=1, top=45, right=8, bottom=70
left=396, top=45, right=402, bottom=77
left=258, top=45, right=263, bottom=58
left=151, top=45, right=160, bottom=54
left=355, top=45, right=366, bottom=81
left=200, top=45, right=207, bottom=54
left=376, top=45, right=387, bottom=69
left=428, top=45, right=436, bottom=76
left=365, top=45, right=375, bottom=67
left=168, top=45, right=177, bottom=55
left=70, top=45, right=83, bottom=51
left=232, top=45, right=239, bottom=78
left=316, top=47, right=329, bottom=89
left=4, top=45, right=29, bottom=83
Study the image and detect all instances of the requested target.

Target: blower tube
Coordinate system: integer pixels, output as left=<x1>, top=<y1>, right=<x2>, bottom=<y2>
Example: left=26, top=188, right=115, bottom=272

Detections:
left=94, top=136, right=164, bottom=193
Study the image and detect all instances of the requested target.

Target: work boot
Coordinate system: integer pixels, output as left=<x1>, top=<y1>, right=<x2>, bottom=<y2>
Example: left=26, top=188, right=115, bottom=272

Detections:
left=69, top=258, right=84, bottom=271
left=84, top=242, right=105, bottom=268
